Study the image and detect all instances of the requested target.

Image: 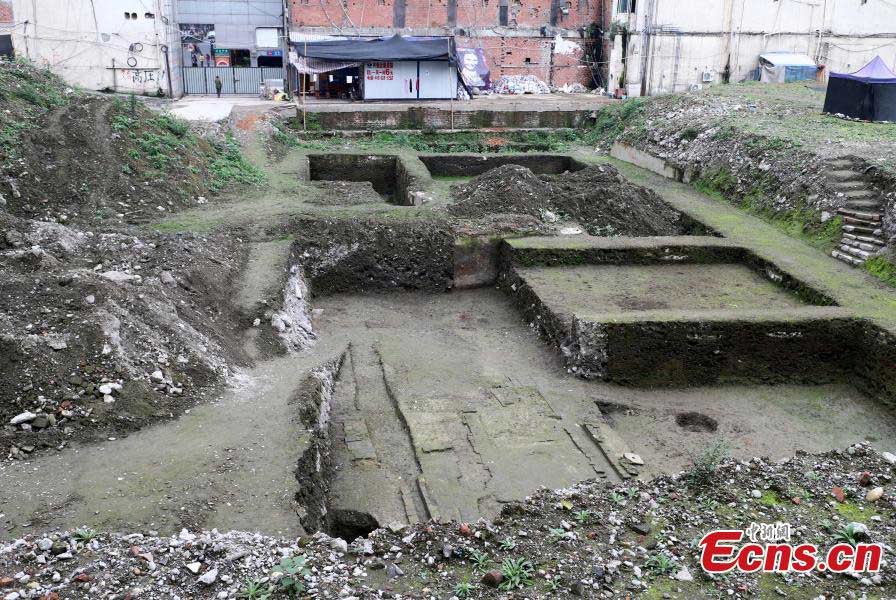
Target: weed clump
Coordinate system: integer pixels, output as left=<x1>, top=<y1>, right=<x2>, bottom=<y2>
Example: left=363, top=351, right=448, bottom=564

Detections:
left=684, top=441, right=730, bottom=489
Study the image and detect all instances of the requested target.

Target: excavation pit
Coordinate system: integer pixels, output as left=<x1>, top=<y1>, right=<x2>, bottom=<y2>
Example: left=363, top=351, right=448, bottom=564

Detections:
left=497, top=235, right=896, bottom=390
left=294, top=289, right=896, bottom=528
left=307, top=153, right=422, bottom=206
left=675, top=412, right=719, bottom=433
left=420, top=153, right=587, bottom=178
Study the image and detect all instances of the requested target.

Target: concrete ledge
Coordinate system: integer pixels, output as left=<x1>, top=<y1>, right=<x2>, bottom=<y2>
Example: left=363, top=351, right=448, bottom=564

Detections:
left=610, top=142, right=692, bottom=183
left=309, top=107, right=594, bottom=131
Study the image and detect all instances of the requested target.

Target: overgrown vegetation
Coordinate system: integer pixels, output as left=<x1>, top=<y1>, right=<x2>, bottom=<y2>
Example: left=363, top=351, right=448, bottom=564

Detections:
left=684, top=441, right=730, bottom=489
left=111, top=97, right=263, bottom=195
left=694, top=166, right=843, bottom=252
left=0, top=58, right=75, bottom=167
left=274, top=123, right=580, bottom=154
left=864, top=256, right=896, bottom=287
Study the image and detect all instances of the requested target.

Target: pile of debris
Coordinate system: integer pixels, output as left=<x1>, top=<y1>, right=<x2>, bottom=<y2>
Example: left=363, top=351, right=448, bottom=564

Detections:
left=0, top=444, right=892, bottom=597
left=449, top=163, right=700, bottom=236
left=492, top=75, right=551, bottom=95
left=0, top=210, right=247, bottom=458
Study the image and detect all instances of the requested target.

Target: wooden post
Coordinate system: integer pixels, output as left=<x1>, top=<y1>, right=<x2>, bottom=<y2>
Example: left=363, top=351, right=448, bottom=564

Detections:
left=302, top=39, right=307, bottom=131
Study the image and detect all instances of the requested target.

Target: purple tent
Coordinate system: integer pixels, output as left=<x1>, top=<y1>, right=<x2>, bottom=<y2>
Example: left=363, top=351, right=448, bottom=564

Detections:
left=823, top=56, right=896, bottom=121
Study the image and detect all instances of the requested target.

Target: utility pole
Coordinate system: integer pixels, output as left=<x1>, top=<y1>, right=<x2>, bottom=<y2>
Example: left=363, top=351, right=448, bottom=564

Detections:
left=282, top=0, right=291, bottom=86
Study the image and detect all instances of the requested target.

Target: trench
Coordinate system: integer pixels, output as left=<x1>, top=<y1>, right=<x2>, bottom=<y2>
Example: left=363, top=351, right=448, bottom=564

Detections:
left=285, top=154, right=896, bottom=539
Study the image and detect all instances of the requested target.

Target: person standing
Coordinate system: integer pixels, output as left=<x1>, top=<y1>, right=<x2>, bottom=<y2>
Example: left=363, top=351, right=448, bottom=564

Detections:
left=214, top=75, right=223, bottom=98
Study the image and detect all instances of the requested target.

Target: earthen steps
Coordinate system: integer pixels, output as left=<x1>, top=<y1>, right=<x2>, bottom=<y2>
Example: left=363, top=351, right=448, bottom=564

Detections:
left=843, top=232, right=885, bottom=246
left=839, top=244, right=872, bottom=260
left=842, top=224, right=883, bottom=236
left=842, top=215, right=880, bottom=227
left=837, top=208, right=881, bottom=221
left=841, top=238, right=880, bottom=253
left=845, top=199, right=883, bottom=210
left=840, top=189, right=878, bottom=200
left=831, top=249, right=865, bottom=266
left=831, top=180, right=867, bottom=191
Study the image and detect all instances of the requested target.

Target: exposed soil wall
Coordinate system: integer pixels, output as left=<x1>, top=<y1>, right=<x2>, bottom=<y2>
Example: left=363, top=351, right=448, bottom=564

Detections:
left=290, top=216, right=455, bottom=294
left=567, top=315, right=857, bottom=387
left=420, top=153, right=587, bottom=177
left=294, top=351, right=346, bottom=533
left=497, top=239, right=896, bottom=402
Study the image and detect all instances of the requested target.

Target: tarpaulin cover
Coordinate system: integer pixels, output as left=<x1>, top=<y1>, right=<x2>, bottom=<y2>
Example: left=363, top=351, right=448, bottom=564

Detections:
left=758, top=52, right=818, bottom=83
left=293, top=35, right=452, bottom=62
left=823, top=56, right=896, bottom=121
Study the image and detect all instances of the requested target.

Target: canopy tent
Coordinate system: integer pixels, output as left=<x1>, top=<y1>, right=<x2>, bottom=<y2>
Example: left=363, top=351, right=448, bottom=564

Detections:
left=292, top=35, right=452, bottom=67
left=759, top=52, right=819, bottom=83
left=823, top=56, right=896, bottom=122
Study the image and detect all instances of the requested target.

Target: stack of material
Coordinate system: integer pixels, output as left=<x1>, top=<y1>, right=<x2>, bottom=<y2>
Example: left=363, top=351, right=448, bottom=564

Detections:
left=492, top=75, right=551, bottom=94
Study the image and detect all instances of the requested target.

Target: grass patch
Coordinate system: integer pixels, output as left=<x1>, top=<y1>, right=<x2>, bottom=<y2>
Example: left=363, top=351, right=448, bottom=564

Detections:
left=864, top=256, right=896, bottom=288
left=835, top=501, right=876, bottom=523
left=0, top=58, right=75, bottom=166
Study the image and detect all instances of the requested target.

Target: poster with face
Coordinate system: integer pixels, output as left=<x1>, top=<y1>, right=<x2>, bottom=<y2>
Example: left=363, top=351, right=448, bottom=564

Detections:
left=457, top=47, right=491, bottom=90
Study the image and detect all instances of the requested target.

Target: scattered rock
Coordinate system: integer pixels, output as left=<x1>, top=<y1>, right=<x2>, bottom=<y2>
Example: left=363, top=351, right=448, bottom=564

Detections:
left=9, top=411, right=37, bottom=425
left=198, top=568, right=218, bottom=585
left=481, top=570, right=504, bottom=588
left=866, top=487, right=884, bottom=502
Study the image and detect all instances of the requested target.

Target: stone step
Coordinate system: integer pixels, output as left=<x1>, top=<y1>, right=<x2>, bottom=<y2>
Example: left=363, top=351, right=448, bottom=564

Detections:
left=843, top=224, right=883, bottom=236
left=827, top=159, right=855, bottom=168
left=843, top=216, right=881, bottom=228
left=840, top=237, right=879, bottom=253
left=843, top=232, right=885, bottom=246
left=840, top=244, right=872, bottom=260
left=840, top=189, right=877, bottom=200
left=845, top=199, right=883, bottom=210
left=828, top=169, right=864, bottom=181
left=831, top=180, right=867, bottom=191
left=837, top=208, right=881, bottom=221
left=832, top=249, right=865, bottom=266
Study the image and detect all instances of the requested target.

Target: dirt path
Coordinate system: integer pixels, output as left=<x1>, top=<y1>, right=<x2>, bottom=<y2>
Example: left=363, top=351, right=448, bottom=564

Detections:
left=0, top=347, right=342, bottom=538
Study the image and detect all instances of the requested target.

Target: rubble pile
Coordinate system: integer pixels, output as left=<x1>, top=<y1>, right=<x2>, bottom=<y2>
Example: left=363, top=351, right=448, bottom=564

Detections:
left=0, top=211, right=247, bottom=458
left=492, top=75, right=551, bottom=95
left=0, top=444, right=892, bottom=598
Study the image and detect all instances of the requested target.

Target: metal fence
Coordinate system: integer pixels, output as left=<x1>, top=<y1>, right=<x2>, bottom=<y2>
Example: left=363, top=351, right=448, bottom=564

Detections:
left=182, top=67, right=285, bottom=95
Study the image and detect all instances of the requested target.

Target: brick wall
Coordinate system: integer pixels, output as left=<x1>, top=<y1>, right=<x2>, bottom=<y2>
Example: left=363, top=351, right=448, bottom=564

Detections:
left=289, top=0, right=612, bottom=88
left=0, top=1, right=13, bottom=24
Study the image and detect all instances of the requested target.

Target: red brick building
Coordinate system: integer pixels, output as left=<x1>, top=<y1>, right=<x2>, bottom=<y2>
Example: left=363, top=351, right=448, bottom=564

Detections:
left=289, top=0, right=612, bottom=88
left=0, top=1, right=13, bottom=24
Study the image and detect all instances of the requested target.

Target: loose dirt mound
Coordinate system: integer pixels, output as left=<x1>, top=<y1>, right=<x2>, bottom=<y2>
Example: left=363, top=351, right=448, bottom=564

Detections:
left=449, top=163, right=699, bottom=236
left=448, top=164, right=553, bottom=219
left=0, top=60, right=261, bottom=226
left=544, top=164, right=691, bottom=236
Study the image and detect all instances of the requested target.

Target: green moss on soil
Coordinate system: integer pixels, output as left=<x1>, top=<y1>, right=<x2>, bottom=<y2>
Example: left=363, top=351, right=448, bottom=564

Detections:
left=865, top=256, right=896, bottom=288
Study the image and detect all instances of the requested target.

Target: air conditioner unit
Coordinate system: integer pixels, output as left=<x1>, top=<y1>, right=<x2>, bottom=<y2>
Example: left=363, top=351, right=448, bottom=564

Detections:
left=702, top=71, right=714, bottom=83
